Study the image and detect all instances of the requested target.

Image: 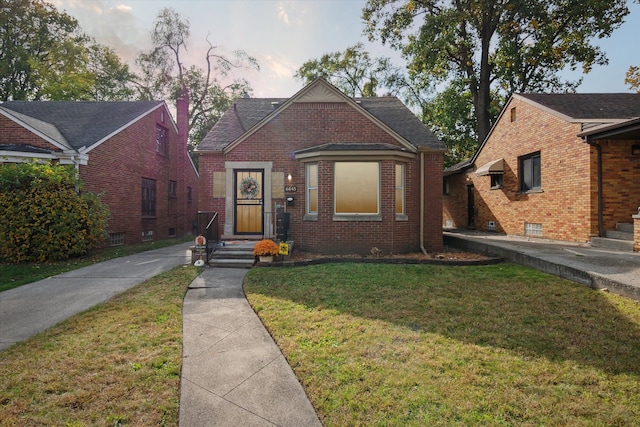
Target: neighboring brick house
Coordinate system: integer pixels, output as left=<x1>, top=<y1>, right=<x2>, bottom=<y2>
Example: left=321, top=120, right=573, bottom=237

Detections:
left=195, top=78, right=445, bottom=255
left=0, top=92, right=199, bottom=246
left=443, top=93, right=640, bottom=251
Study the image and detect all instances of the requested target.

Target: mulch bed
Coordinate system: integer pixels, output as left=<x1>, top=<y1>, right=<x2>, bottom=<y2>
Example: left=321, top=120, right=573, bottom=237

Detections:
left=259, top=246, right=502, bottom=267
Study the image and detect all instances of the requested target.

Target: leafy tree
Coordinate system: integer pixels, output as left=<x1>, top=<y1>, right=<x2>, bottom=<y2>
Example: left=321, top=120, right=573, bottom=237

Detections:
left=363, top=0, right=629, bottom=145
left=134, top=8, right=260, bottom=150
left=0, top=163, right=110, bottom=263
left=0, top=0, right=134, bottom=101
left=625, top=66, right=640, bottom=93
left=295, top=43, right=406, bottom=97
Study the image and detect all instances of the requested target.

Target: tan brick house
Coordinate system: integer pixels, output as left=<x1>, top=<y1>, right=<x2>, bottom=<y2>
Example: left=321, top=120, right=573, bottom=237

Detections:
left=443, top=93, right=640, bottom=251
left=0, top=92, right=199, bottom=246
left=195, top=78, right=445, bottom=255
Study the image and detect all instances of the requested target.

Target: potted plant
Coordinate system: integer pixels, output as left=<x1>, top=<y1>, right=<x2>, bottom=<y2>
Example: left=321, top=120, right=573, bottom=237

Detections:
left=253, top=239, right=279, bottom=262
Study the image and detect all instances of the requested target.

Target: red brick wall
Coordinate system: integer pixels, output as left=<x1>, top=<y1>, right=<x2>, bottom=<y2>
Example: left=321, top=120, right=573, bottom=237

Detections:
left=444, top=97, right=596, bottom=242
left=599, top=139, right=640, bottom=229
left=1, top=104, right=199, bottom=246
left=198, top=101, right=443, bottom=254
left=0, top=115, right=60, bottom=152
left=443, top=172, right=470, bottom=228
left=80, top=105, right=199, bottom=245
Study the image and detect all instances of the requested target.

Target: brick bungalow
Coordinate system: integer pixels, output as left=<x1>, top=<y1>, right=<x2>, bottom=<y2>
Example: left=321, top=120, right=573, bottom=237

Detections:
left=0, top=92, right=199, bottom=246
left=195, top=78, right=445, bottom=255
left=443, top=93, right=640, bottom=251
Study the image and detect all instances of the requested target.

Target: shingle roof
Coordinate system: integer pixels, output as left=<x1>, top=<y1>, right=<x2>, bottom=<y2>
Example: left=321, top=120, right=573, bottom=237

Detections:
left=518, top=93, right=640, bottom=120
left=198, top=96, right=443, bottom=152
left=0, top=100, right=163, bottom=150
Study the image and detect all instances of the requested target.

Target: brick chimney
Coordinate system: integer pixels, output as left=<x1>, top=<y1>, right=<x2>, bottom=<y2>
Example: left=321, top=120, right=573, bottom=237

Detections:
left=176, top=86, right=189, bottom=148
left=176, top=86, right=189, bottom=236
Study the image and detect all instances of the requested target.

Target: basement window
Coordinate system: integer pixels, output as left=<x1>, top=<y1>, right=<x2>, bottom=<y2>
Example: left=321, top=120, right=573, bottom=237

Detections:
left=109, top=232, right=125, bottom=246
left=524, top=222, right=542, bottom=236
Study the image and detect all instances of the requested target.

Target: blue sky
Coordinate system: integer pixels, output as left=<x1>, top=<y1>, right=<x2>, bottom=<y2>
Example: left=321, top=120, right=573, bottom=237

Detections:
left=53, top=0, right=640, bottom=98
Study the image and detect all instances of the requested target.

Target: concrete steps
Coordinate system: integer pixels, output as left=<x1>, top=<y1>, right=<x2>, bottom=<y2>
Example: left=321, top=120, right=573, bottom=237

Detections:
left=591, top=223, right=634, bottom=251
left=209, top=244, right=256, bottom=269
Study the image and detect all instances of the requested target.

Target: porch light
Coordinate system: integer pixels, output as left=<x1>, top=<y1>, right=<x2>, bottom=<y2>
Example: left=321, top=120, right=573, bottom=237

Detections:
left=287, top=173, right=292, bottom=181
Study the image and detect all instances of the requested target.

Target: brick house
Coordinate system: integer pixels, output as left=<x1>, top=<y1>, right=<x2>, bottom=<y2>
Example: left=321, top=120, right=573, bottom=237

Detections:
left=195, top=78, right=445, bottom=255
left=443, top=93, right=640, bottom=251
left=0, top=92, right=199, bottom=246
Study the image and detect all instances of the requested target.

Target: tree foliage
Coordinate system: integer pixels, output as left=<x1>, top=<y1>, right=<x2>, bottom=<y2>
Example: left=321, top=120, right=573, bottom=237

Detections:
left=0, top=0, right=135, bottom=101
left=625, top=66, right=640, bottom=93
left=363, top=0, right=629, bottom=146
left=134, top=8, right=260, bottom=150
left=295, top=43, right=406, bottom=97
left=0, top=163, right=110, bottom=263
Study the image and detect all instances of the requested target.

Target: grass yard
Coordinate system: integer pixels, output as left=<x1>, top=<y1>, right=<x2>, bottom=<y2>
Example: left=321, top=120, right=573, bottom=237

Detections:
left=0, top=265, right=201, bottom=426
left=245, top=263, right=640, bottom=426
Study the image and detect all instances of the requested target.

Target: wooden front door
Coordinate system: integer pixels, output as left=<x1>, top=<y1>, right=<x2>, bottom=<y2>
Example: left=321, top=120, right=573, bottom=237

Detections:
left=235, top=170, right=264, bottom=235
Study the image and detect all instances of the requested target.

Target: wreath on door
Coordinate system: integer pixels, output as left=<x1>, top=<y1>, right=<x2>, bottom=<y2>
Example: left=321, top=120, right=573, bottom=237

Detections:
left=239, top=176, right=260, bottom=199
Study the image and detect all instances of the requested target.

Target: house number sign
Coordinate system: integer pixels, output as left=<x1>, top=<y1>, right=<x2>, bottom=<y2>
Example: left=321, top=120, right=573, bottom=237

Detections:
left=285, top=186, right=297, bottom=192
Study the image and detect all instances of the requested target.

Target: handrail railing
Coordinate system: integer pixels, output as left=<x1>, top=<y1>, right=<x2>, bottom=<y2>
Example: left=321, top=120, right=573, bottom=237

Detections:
left=196, top=211, right=219, bottom=263
left=205, top=212, right=218, bottom=263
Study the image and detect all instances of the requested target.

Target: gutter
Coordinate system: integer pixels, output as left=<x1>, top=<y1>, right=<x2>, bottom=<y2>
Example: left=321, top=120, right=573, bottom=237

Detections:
left=420, top=151, right=428, bottom=255
left=583, top=136, right=604, bottom=237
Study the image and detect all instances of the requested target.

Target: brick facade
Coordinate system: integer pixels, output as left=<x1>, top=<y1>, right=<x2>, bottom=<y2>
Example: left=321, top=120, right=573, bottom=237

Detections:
left=198, top=99, right=443, bottom=255
left=444, top=96, right=640, bottom=245
left=1, top=100, right=199, bottom=247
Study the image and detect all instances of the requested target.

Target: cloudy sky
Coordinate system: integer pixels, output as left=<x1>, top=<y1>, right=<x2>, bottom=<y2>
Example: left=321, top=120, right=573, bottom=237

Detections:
left=51, top=0, right=640, bottom=98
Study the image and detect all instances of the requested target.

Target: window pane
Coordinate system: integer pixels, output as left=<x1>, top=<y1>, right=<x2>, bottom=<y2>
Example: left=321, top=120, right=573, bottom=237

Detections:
left=520, top=152, right=541, bottom=191
left=309, top=189, right=318, bottom=212
left=395, top=164, right=404, bottom=215
left=308, top=164, right=317, bottom=187
left=396, top=188, right=403, bottom=214
left=307, top=164, right=318, bottom=215
left=532, top=155, right=541, bottom=188
left=335, top=162, right=379, bottom=214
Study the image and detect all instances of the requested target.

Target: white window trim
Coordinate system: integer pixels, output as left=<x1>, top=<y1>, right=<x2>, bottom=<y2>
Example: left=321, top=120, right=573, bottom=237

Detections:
left=306, top=163, right=318, bottom=218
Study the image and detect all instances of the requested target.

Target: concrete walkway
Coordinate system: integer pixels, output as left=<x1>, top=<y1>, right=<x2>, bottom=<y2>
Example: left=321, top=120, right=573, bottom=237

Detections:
left=0, top=242, right=192, bottom=351
left=179, top=267, right=322, bottom=426
left=445, top=230, right=640, bottom=300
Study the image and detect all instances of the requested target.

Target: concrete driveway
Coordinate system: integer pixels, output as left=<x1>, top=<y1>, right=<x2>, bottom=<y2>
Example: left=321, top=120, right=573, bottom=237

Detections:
left=0, top=242, right=192, bottom=351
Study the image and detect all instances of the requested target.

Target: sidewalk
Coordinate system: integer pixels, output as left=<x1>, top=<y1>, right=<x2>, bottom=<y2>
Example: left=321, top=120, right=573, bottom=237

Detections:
left=0, top=242, right=192, bottom=351
left=444, top=230, right=640, bottom=300
left=179, top=267, right=322, bottom=427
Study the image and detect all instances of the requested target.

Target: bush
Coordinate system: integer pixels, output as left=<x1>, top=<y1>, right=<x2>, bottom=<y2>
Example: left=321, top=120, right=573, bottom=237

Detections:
left=0, top=163, right=110, bottom=263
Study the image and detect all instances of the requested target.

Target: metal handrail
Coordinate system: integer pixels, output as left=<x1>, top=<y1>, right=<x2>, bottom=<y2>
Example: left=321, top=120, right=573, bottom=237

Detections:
left=204, top=212, right=219, bottom=263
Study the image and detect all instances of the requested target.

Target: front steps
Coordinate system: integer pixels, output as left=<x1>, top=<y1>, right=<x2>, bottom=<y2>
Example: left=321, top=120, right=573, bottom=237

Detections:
left=590, top=223, right=634, bottom=251
left=208, top=243, right=256, bottom=269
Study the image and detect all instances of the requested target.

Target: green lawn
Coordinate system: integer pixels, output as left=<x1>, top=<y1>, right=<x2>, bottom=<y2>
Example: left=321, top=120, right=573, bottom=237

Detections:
left=245, top=263, right=640, bottom=426
left=0, top=265, right=201, bottom=426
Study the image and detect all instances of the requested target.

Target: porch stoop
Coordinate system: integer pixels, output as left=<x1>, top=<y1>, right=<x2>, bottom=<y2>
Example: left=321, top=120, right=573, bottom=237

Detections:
left=208, top=244, right=256, bottom=269
left=590, top=223, right=634, bottom=252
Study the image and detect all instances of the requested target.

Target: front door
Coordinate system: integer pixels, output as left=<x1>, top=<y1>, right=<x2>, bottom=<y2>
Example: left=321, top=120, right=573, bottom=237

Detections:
left=235, top=170, right=264, bottom=235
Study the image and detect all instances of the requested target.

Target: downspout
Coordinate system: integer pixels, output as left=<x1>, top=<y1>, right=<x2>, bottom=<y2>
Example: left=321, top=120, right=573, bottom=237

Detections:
left=420, top=151, right=428, bottom=255
left=584, top=136, right=604, bottom=237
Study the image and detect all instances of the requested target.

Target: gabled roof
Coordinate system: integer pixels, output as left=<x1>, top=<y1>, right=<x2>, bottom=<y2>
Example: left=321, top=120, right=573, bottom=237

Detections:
left=516, top=93, right=640, bottom=122
left=0, top=100, right=166, bottom=152
left=197, top=79, right=443, bottom=153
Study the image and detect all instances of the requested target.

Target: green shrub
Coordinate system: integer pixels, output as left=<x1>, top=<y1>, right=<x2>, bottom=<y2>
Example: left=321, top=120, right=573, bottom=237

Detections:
left=0, top=162, right=110, bottom=263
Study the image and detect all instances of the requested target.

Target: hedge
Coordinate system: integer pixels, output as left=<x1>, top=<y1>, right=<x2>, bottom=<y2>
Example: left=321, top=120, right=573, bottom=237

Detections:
left=0, top=163, right=110, bottom=263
